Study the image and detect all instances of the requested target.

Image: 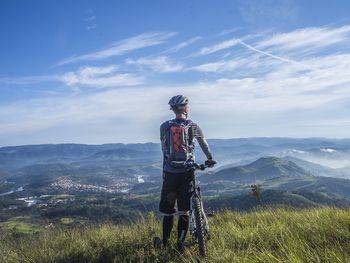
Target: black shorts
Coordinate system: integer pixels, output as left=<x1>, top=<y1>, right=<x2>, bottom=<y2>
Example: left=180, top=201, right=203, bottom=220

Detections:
left=159, top=170, right=194, bottom=215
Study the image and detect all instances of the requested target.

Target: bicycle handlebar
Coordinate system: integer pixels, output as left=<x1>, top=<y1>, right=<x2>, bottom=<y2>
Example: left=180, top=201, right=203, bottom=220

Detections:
left=185, top=161, right=211, bottom=172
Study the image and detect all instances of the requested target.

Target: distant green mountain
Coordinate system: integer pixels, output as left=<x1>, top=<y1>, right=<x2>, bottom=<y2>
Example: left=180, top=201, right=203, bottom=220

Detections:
left=206, top=189, right=350, bottom=211
left=198, top=156, right=350, bottom=201
left=263, top=175, right=350, bottom=199
left=202, top=157, right=309, bottom=183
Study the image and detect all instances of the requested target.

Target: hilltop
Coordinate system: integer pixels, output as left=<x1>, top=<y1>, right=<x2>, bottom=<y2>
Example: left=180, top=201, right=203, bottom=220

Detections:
left=1, top=207, right=350, bottom=262
left=201, top=156, right=310, bottom=183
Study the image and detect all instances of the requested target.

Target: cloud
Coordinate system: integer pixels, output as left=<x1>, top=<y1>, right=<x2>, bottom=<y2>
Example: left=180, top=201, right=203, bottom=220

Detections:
left=61, top=65, right=144, bottom=87
left=84, top=8, right=97, bottom=31
left=3, top=24, right=350, bottom=144
left=87, top=24, right=97, bottom=31
left=190, top=50, right=311, bottom=74
left=257, top=25, right=350, bottom=52
left=163, top=36, right=202, bottom=53
left=55, top=32, right=177, bottom=66
left=125, top=56, right=184, bottom=73
left=85, top=15, right=96, bottom=22
left=2, top=70, right=350, bottom=145
left=238, top=40, right=317, bottom=70
left=0, top=87, right=172, bottom=144
left=190, top=25, right=350, bottom=74
left=0, top=65, right=144, bottom=88
left=217, top=28, right=242, bottom=37
left=189, top=59, right=241, bottom=73
left=196, top=38, right=240, bottom=56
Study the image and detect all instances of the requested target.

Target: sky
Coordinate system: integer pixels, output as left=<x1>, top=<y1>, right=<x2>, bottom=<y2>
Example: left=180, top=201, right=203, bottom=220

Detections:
left=1, top=0, right=350, bottom=146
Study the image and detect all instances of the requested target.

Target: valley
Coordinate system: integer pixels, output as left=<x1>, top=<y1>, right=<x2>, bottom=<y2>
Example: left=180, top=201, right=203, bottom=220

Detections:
left=1, top=138, right=350, bottom=233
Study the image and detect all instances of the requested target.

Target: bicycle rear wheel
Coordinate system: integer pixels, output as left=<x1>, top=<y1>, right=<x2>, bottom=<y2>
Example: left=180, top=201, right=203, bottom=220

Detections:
left=193, top=196, right=207, bottom=259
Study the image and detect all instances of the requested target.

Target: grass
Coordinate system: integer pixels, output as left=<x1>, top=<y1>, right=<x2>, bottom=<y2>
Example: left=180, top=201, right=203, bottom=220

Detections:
left=0, top=216, right=41, bottom=234
left=60, top=217, right=75, bottom=225
left=1, top=207, right=350, bottom=262
left=0, top=221, right=40, bottom=234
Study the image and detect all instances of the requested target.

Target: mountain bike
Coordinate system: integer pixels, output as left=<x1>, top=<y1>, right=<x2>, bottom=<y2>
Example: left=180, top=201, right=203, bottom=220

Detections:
left=153, top=161, right=213, bottom=259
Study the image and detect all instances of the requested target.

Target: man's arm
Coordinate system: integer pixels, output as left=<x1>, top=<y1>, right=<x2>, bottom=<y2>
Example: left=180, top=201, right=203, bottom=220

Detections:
left=192, top=124, right=213, bottom=160
left=160, top=122, right=167, bottom=158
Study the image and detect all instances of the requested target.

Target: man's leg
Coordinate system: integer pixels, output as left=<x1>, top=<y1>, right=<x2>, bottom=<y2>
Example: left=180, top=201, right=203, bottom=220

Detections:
left=159, top=172, right=177, bottom=247
left=176, top=171, right=194, bottom=251
left=162, top=214, right=174, bottom=247
left=177, top=211, right=190, bottom=248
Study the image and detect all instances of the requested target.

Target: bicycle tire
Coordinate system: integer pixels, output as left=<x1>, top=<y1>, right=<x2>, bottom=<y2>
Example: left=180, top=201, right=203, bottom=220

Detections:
left=193, top=195, right=207, bottom=259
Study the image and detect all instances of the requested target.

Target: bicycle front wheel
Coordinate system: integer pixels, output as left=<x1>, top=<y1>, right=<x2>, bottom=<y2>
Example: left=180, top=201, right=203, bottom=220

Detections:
left=193, top=196, right=207, bottom=259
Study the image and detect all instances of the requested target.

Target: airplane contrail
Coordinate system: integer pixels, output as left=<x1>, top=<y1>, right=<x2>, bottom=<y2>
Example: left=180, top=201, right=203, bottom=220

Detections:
left=238, top=39, right=319, bottom=71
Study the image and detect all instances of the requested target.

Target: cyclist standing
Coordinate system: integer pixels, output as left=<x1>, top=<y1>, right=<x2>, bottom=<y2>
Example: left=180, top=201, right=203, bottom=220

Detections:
left=159, top=95, right=216, bottom=251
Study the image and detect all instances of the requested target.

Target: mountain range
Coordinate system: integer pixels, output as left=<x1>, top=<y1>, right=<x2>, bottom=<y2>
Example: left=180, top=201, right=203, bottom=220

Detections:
left=1, top=138, right=350, bottom=217
left=201, top=156, right=310, bottom=183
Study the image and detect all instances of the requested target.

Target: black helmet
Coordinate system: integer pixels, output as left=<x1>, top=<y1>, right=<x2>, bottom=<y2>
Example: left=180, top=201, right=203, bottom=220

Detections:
left=168, top=95, right=189, bottom=110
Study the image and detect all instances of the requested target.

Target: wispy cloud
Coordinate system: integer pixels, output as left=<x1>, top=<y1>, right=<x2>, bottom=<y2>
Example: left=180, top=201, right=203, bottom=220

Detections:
left=0, top=87, right=172, bottom=144
left=238, top=40, right=317, bottom=70
left=217, top=28, right=242, bottom=37
left=189, top=59, right=241, bottom=73
left=125, top=56, right=184, bottom=73
left=85, top=15, right=96, bottom=22
left=189, top=51, right=313, bottom=74
left=257, top=25, right=350, bottom=52
left=1, top=65, right=144, bottom=88
left=87, top=24, right=97, bottom=31
left=190, top=25, right=350, bottom=73
left=3, top=24, right=350, bottom=144
left=196, top=38, right=240, bottom=56
left=163, top=36, right=202, bottom=53
left=55, top=32, right=177, bottom=66
left=2, top=70, right=350, bottom=144
left=61, top=65, right=144, bottom=87
left=84, top=8, right=97, bottom=31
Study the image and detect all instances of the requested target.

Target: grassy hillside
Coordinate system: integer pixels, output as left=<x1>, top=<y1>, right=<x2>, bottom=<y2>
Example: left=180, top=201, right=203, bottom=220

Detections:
left=1, top=207, right=350, bottom=262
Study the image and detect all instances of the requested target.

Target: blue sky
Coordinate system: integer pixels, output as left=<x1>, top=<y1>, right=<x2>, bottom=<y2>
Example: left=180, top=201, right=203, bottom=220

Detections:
left=1, top=0, right=350, bottom=146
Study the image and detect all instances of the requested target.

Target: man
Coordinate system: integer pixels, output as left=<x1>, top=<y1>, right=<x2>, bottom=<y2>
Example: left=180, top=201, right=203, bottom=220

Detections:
left=159, top=94, right=216, bottom=251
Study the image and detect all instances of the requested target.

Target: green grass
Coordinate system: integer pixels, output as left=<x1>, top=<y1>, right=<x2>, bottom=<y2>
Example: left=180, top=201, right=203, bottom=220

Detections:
left=60, top=218, right=75, bottom=225
left=0, top=216, right=41, bottom=234
left=0, top=221, right=40, bottom=234
left=1, top=207, right=350, bottom=262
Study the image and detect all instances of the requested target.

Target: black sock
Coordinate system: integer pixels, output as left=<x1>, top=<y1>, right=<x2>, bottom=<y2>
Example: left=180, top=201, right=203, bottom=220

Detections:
left=162, top=215, right=174, bottom=245
left=177, top=215, right=189, bottom=242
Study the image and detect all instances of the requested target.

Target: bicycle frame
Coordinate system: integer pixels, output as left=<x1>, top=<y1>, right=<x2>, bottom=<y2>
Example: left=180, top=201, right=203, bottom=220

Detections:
left=189, top=172, right=210, bottom=241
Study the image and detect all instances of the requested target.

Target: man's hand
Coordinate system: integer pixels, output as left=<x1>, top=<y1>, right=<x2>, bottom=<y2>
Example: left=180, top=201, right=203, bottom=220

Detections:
left=205, top=158, right=217, bottom=168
